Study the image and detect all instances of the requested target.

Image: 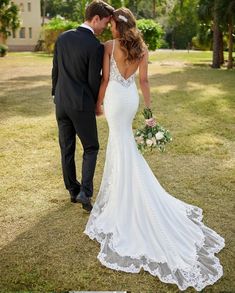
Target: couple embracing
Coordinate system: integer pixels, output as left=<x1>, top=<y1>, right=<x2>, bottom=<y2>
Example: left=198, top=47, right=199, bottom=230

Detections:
left=52, top=1, right=225, bottom=291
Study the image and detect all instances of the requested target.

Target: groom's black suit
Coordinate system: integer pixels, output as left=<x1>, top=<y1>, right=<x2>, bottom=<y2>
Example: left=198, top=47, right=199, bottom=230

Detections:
left=52, top=27, right=104, bottom=198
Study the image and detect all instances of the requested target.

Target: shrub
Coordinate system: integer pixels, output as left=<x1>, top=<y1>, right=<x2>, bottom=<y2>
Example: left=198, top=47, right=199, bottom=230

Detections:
left=42, top=17, right=165, bottom=53
left=0, top=44, right=8, bottom=57
left=137, top=19, right=164, bottom=51
left=191, top=36, right=211, bottom=51
left=99, top=19, right=165, bottom=50
left=97, top=27, right=112, bottom=43
left=42, top=17, right=79, bottom=53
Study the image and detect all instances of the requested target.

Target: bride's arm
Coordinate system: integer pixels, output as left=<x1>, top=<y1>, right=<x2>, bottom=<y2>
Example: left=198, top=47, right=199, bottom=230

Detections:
left=138, top=49, right=151, bottom=109
left=96, top=41, right=111, bottom=116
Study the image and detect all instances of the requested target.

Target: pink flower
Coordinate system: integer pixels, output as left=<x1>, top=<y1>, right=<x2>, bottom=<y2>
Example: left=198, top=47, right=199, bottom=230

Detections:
left=145, top=118, right=156, bottom=127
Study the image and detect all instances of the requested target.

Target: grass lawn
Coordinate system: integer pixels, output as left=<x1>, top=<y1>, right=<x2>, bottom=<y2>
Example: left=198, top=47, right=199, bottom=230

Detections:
left=0, top=50, right=234, bottom=293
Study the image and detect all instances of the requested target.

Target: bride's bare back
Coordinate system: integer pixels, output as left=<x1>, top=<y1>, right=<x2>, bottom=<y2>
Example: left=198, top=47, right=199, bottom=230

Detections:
left=112, top=39, right=140, bottom=80
left=96, top=38, right=151, bottom=115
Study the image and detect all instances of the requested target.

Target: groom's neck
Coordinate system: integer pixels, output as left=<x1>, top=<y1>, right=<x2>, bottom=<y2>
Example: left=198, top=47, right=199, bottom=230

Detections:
left=84, top=21, right=95, bottom=32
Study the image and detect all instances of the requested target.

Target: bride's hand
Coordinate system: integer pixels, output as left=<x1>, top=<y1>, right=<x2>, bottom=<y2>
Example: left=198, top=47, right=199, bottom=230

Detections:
left=95, top=103, right=103, bottom=116
left=145, top=117, right=156, bottom=127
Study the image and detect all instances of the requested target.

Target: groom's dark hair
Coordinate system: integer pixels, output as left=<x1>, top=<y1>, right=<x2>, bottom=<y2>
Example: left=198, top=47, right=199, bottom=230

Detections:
left=85, top=0, right=114, bottom=21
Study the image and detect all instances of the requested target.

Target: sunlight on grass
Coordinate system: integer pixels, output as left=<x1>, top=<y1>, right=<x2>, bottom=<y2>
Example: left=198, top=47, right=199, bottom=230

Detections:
left=0, top=51, right=234, bottom=292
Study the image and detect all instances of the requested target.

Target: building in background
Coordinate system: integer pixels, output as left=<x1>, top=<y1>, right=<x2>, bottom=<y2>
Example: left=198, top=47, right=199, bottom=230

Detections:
left=7, top=0, right=41, bottom=51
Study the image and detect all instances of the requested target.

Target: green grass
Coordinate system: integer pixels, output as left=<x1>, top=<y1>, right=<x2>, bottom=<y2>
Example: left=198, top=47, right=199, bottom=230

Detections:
left=0, top=51, right=234, bottom=293
left=149, top=50, right=217, bottom=64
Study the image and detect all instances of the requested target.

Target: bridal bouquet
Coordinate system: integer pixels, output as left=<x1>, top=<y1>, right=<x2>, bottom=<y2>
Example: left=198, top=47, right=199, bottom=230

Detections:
left=134, top=108, right=172, bottom=152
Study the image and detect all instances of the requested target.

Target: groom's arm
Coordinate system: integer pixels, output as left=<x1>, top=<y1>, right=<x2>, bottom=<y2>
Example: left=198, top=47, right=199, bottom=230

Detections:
left=88, top=44, right=104, bottom=103
left=51, top=40, right=58, bottom=96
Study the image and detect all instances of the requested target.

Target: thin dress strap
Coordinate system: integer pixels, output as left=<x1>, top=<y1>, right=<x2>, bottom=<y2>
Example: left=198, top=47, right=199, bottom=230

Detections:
left=111, top=39, right=115, bottom=58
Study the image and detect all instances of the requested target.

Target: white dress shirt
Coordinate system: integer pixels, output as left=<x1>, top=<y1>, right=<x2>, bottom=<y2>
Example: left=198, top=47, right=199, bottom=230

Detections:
left=80, top=23, right=94, bottom=34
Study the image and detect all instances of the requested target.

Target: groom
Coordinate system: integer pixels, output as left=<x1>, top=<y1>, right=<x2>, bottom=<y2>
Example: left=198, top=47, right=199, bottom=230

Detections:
left=52, top=0, right=114, bottom=212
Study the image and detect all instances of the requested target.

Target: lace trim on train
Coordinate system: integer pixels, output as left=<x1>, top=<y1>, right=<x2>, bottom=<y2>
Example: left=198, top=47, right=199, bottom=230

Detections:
left=84, top=203, right=225, bottom=292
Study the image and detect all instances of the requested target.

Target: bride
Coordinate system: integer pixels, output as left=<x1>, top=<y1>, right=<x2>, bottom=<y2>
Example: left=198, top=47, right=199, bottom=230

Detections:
left=84, top=7, right=225, bottom=291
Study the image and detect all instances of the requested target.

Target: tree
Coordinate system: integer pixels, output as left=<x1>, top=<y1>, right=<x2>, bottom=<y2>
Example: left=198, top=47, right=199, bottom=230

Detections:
left=198, top=0, right=235, bottom=69
left=0, top=0, right=20, bottom=43
left=166, top=0, right=199, bottom=49
left=212, top=0, right=221, bottom=68
left=42, top=0, right=47, bottom=25
left=218, top=0, right=235, bottom=69
left=41, top=0, right=90, bottom=22
left=198, top=0, right=223, bottom=68
left=152, top=0, right=156, bottom=18
left=111, top=0, right=123, bottom=9
left=125, top=0, right=140, bottom=16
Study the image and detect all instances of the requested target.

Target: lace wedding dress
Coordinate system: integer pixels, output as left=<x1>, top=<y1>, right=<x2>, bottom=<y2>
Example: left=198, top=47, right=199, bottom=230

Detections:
left=84, top=40, right=225, bottom=291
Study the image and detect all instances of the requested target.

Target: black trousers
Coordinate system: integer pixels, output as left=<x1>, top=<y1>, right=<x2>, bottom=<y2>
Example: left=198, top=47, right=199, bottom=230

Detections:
left=56, top=104, right=99, bottom=197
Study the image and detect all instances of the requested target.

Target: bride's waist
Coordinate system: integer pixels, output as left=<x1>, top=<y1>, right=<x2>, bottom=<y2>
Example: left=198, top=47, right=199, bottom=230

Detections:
left=106, top=80, right=137, bottom=93
left=108, top=78, right=136, bottom=88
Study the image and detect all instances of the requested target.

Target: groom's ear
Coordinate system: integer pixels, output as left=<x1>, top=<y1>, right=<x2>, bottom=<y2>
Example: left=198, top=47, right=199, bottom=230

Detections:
left=93, top=15, right=101, bottom=24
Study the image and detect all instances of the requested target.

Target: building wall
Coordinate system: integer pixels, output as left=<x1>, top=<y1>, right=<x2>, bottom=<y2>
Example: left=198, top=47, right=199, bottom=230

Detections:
left=7, top=0, right=41, bottom=51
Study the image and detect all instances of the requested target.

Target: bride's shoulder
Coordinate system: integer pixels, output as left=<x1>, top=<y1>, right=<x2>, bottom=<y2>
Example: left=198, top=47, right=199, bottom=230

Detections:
left=104, top=40, right=114, bottom=54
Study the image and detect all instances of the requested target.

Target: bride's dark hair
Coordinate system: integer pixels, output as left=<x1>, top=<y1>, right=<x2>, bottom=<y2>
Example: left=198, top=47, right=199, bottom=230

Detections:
left=112, top=8, right=146, bottom=63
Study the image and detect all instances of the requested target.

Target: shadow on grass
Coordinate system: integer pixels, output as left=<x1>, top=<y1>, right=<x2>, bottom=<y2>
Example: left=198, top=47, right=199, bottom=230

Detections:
left=7, top=75, right=50, bottom=82
left=149, top=66, right=235, bottom=117
left=34, top=52, right=53, bottom=58
left=0, top=75, right=53, bottom=119
left=0, top=201, right=180, bottom=293
left=137, top=66, right=235, bottom=153
left=0, top=194, right=230, bottom=293
left=189, top=63, right=211, bottom=67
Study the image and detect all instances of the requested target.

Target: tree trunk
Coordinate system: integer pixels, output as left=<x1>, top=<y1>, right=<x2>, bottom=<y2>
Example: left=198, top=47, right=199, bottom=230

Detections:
left=219, top=31, right=224, bottom=65
left=42, top=0, right=47, bottom=25
left=152, top=0, right=156, bottom=18
left=212, top=3, right=220, bottom=68
left=0, top=33, right=7, bottom=44
left=227, top=18, right=233, bottom=69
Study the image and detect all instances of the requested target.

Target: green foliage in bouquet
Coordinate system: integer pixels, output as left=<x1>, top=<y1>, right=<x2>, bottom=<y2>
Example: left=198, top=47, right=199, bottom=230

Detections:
left=134, top=108, right=172, bottom=153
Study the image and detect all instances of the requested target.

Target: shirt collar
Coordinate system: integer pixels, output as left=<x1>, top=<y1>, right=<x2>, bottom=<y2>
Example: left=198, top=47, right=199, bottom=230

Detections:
left=80, top=23, right=94, bottom=34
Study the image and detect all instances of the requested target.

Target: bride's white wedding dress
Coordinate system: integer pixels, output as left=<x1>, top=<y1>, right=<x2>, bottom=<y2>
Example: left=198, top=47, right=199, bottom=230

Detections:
left=84, top=40, right=225, bottom=291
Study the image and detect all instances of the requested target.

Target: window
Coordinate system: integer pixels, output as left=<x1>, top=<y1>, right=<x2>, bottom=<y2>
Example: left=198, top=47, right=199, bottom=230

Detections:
left=27, top=2, right=31, bottom=12
left=19, top=3, right=24, bottom=12
left=19, top=27, right=25, bottom=38
left=29, top=27, right=32, bottom=38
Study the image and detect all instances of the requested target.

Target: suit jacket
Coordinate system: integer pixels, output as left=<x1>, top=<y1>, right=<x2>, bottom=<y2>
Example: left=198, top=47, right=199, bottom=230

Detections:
left=52, top=27, right=104, bottom=111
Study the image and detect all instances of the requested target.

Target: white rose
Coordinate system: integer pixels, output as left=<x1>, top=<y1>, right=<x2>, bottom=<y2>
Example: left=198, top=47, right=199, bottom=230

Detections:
left=146, top=139, right=153, bottom=146
left=155, top=131, right=164, bottom=140
left=152, top=137, right=157, bottom=146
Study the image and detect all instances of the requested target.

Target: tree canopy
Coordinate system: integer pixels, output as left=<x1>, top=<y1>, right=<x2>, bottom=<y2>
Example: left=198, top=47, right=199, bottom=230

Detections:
left=40, top=0, right=234, bottom=68
left=0, top=0, right=20, bottom=42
